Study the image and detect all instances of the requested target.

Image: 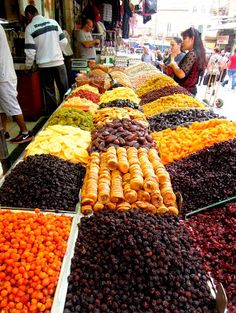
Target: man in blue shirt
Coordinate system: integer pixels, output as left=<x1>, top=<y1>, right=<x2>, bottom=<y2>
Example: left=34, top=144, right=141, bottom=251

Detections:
left=141, top=46, right=153, bottom=64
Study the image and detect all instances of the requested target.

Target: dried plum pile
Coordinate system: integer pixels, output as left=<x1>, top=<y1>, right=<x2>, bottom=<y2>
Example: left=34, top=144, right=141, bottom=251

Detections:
left=64, top=210, right=216, bottom=313
left=140, top=85, right=191, bottom=105
left=99, top=99, right=143, bottom=112
left=0, top=154, right=85, bottom=211
left=183, top=204, right=236, bottom=313
left=148, top=109, right=224, bottom=132
left=89, top=118, right=155, bottom=152
left=166, top=139, right=236, bottom=215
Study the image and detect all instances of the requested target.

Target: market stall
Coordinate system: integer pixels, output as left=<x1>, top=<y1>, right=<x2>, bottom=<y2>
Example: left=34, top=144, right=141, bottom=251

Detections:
left=0, top=61, right=235, bottom=313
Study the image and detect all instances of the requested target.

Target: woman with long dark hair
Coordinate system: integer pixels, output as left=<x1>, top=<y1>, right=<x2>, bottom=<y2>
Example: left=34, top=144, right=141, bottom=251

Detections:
left=169, top=27, right=207, bottom=96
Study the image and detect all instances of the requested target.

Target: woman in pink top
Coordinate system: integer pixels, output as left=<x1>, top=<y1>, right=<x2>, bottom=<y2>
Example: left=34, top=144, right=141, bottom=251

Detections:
left=228, top=48, right=236, bottom=89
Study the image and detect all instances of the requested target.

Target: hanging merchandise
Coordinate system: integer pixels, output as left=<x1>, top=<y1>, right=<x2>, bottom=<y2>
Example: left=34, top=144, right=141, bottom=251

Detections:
left=100, top=3, right=112, bottom=23
left=143, top=0, right=157, bottom=15
left=143, top=15, right=152, bottom=24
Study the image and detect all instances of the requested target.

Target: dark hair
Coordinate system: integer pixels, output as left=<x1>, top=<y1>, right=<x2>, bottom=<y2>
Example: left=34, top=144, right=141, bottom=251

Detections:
left=214, top=46, right=220, bottom=53
left=81, top=18, right=93, bottom=29
left=24, top=4, right=38, bottom=15
left=181, top=27, right=207, bottom=72
left=234, top=48, right=236, bottom=53
left=173, top=37, right=182, bottom=45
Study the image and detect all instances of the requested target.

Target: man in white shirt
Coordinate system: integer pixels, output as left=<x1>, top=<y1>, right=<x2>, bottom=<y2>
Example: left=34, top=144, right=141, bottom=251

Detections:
left=0, top=25, right=32, bottom=144
left=24, top=5, right=68, bottom=115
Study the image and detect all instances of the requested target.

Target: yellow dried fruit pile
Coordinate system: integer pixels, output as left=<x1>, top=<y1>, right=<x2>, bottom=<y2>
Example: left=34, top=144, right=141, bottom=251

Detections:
left=25, top=125, right=91, bottom=164
left=152, top=119, right=236, bottom=164
left=81, top=147, right=178, bottom=215
left=93, top=107, right=148, bottom=127
left=70, top=84, right=99, bottom=94
left=136, top=74, right=177, bottom=97
left=143, top=94, right=205, bottom=117
left=99, top=87, right=140, bottom=104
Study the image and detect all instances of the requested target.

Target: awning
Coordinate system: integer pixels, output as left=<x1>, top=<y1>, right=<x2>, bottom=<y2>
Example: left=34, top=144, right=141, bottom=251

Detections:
left=208, top=22, right=236, bottom=31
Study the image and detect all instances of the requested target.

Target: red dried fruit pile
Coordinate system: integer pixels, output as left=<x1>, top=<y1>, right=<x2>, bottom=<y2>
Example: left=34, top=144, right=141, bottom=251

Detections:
left=166, top=139, right=236, bottom=215
left=67, top=89, right=100, bottom=103
left=183, top=203, right=236, bottom=312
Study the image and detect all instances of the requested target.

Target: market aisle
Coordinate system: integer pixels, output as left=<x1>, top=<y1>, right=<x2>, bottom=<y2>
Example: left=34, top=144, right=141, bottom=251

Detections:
left=196, top=84, right=236, bottom=121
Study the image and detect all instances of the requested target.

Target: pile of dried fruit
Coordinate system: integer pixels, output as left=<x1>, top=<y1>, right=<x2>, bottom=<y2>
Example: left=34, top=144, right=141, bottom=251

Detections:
left=89, top=118, right=155, bottom=152
left=99, top=87, right=140, bottom=104
left=0, top=210, right=71, bottom=312
left=81, top=147, right=177, bottom=215
left=148, top=109, right=224, bottom=132
left=0, top=154, right=85, bottom=211
left=64, top=210, right=216, bottom=313
left=61, top=97, right=98, bottom=113
left=131, top=70, right=161, bottom=89
left=109, top=71, right=132, bottom=88
left=99, top=99, right=143, bottom=112
left=67, top=89, right=100, bottom=103
left=25, top=125, right=91, bottom=164
left=166, top=139, right=236, bottom=215
left=152, top=119, right=236, bottom=164
left=126, top=62, right=157, bottom=77
left=93, top=107, right=148, bottom=127
left=140, top=85, right=192, bottom=105
left=136, top=74, right=177, bottom=97
left=143, top=94, right=205, bottom=117
left=46, top=108, right=94, bottom=131
left=183, top=204, right=236, bottom=312
left=70, top=84, right=99, bottom=94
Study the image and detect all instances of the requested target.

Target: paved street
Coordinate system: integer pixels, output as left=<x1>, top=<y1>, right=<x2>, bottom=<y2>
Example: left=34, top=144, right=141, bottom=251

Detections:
left=196, top=83, right=236, bottom=121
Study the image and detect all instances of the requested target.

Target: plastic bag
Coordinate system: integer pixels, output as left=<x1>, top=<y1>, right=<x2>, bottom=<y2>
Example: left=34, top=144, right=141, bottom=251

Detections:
left=144, top=0, right=157, bottom=15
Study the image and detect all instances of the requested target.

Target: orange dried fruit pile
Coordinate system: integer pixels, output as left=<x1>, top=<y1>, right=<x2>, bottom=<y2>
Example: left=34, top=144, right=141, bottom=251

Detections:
left=0, top=210, right=71, bottom=313
left=152, top=119, right=236, bottom=164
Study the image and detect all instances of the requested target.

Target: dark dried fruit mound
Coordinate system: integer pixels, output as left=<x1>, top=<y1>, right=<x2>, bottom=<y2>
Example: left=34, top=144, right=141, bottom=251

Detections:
left=140, top=85, right=191, bottom=105
left=0, top=154, right=85, bottom=211
left=99, top=99, right=143, bottom=112
left=64, top=210, right=216, bottom=313
left=183, top=203, right=236, bottom=313
left=148, top=109, right=225, bottom=132
left=166, top=139, right=236, bottom=215
left=89, top=118, right=155, bottom=152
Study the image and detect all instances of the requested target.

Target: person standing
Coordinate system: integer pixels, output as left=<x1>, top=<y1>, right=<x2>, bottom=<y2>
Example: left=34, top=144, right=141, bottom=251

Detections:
left=163, top=37, right=185, bottom=76
left=141, top=46, right=154, bottom=64
left=168, top=27, right=207, bottom=96
left=206, top=46, right=222, bottom=88
left=122, top=0, right=133, bottom=39
left=24, top=5, right=68, bottom=115
left=0, top=24, right=32, bottom=144
left=228, top=48, right=236, bottom=90
left=77, top=18, right=100, bottom=60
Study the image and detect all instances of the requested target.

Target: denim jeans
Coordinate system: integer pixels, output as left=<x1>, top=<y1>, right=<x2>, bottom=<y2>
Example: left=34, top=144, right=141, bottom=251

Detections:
left=228, top=69, right=236, bottom=89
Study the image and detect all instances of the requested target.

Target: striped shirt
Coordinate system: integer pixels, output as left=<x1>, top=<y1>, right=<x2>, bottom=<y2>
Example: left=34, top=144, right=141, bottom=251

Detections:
left=25, top=15, right=67, bottom=68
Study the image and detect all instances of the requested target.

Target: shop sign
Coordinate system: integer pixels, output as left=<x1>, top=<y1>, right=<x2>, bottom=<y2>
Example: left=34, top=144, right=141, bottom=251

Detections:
left=217, top=35, right=229, bottom=44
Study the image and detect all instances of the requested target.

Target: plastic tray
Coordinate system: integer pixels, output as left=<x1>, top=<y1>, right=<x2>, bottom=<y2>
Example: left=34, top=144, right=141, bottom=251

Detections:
left=51, top=212, right=83, bottom=313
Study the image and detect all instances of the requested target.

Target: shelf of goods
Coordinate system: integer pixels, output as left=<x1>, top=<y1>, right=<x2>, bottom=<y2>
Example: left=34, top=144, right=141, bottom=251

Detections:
left=0, top=61, right=235, bottom=312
